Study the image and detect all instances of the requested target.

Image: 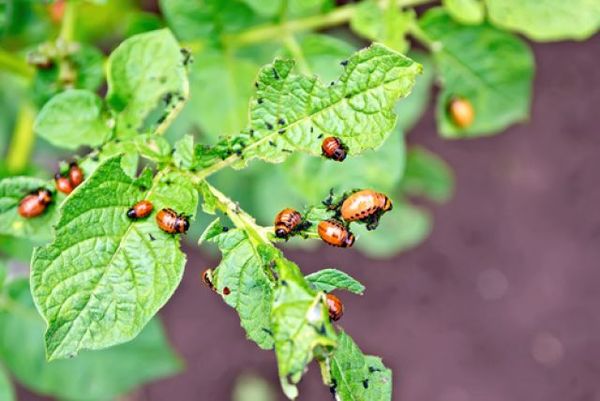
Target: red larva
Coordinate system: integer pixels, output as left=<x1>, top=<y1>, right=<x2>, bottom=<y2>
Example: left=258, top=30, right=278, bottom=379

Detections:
left=68, top=162, right=84, bottom=188
left=274, top=208, right=302, bottom=238
left=317, top=219, right=355, bottom=248
left=127, top=200, right=153, bottom=219
left=321, top=137, right=347, bottom=162
left=54, top=173, right=73, bottom=194
left=326, top=293, right=344, bottom=321
left=340, top=190, right=392, bottom=222
left=18, top=188, right=52, bottom=218
left=156, top=208, right=190, bottom=234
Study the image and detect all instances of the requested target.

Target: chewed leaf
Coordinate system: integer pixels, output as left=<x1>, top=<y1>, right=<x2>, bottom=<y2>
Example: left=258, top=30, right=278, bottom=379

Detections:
left=106, top=29, right=189, bottom=135
left=327, top=330, right=392, bottom=401
left=209, top=228, right=275, bottom=349
left=246, top=43, right=421, bottom=163
left=0, top=177, right=60, bottom=242
left=265, top=246, right=337, bottom=399
left=306, top=269, right=365, bottom=295
left=31, top=157, right=198, bottom=360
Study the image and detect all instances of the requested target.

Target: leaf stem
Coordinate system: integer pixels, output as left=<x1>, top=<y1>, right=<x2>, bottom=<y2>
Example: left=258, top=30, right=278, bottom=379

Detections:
left=223, top=0, right=435, bottom=47
left=6, top=103, right=36, bottom=174
left=154, top=75, right=190, bottom=136
left=0, top=48, right=35, bottom=79
left=59, top=0, right=77, bottom=42
left=282, top=34, right=310, bottom=75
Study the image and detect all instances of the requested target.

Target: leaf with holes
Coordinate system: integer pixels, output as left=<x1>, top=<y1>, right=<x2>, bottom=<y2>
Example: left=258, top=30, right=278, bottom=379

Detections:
left=30, top=156, right=198, bottom=360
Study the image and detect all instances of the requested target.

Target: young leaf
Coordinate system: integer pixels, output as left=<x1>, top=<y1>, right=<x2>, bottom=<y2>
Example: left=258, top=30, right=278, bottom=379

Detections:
left=485, top=0, right=600, bottom=42
left=0, top=279, right=181, bottom=401
left=420, top=9, right=534, bottom=138
left=241, top=43, right=421, bottom=164
left=442, top=0, right=484, bottom=25
left=173, top=134, right=195, bottom=169
left=0, top=366, right=14, bottom=401
left=326, top=330, right=392, bottom=401
left=209, top=227, right=275, bottom=349
left=401, top=146, right=454, bottom=203
left=267, top=249, right=337, bottom=399
left=0, top=177, right=58, bottom=241
left=34, top=89, right=113, bottom=150
left=106, top=29, right=189, bottom=135
left=305, top=269, right=365, bottom=295
left=395, top=51, right=434, bottom=132
left=31, top=157, right=198, bottom=360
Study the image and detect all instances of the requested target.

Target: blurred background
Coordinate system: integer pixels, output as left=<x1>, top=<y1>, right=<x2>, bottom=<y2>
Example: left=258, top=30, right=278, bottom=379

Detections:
left=1, top=0, right=599, bottom=400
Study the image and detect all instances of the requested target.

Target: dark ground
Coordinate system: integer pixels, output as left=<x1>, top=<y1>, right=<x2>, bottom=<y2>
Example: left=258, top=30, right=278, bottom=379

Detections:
left=18, top=35, right=600, bottom=401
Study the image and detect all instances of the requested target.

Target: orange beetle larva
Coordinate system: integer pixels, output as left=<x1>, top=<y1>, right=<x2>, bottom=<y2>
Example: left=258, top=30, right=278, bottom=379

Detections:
left=18, top=188, right=52, bottom=218
left=317, top=219, right=355, bottom=248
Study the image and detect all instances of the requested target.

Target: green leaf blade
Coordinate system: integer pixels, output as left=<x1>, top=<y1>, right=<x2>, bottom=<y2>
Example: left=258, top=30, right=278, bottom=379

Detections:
left=31, top=157, right=198, bottom=360
left=420, top=9, right=534, bottom=138
left=106, top=29, right=188, bottom=135
left=328, top=331, right=392, bottom=401
left=34, top=89, right=113, bottom=150
left=0, top=366, right=14, bottom=401
left=306, top=269, right=365, bottom=295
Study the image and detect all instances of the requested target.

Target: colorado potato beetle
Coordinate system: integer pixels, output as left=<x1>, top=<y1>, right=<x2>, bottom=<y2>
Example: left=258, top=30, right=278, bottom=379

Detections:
left=318, top=219, right=355, bottom=248
left=68, top=162, right=84, bottom=188
left=156, top=208, right=190, bottom=234
left=448, top=97, right=474, bottom=128
left=274, top=208, right=303, bottom=238
left=326, top=293, right=344, bottom=321
left=341, top=189, right=392, bottom=230
left=321, top=136, right=347, bottom=162
left=127, top=200, right=153, bottom=219
left=18, top=188, right=52, bottom=218
left=54, top=173, right=73, bottom=194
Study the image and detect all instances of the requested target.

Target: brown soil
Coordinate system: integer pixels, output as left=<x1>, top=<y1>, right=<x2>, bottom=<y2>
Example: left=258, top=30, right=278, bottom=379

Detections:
left=17, top=36, right=600, bottom=401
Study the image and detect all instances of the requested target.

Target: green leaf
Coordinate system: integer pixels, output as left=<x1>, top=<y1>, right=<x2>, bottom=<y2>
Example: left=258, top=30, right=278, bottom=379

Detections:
left=401, top=146, right=454, bottom=203
left=354, top=202, right=432, bottom=258
left=327, top=330, right=392, bottom=401
left=420, top=9, right=534, bottom=138
left=442, top=0, right=484, bottom=24
left=0, top=279, right=181, bottom=401
left=31, top=157, right=198, bottom=360
left=0, top=260, right=6, bottom=290
left=34, top=89, right=113, bottom=150
left=0, top=366, right=14, bottom=401
left=305, top=269, right=365, bottom=295
left=350, top=1, right=413, bottom=53
left=232, top=373, right=276, bottom=401
left=0, top=177, right=58, bottom=241
left=485, top=0, right=600, bottom=41
left=241, top=0, right=331, bottom=18
left=173, top=134, right=195, bottom=169
left=395, top=52, right=434, bottom=132
left=209, top=227, right=275, bottom=349
left=241, top=43, right=421, bottom=164
left=268, top=248, right=337, bottom=399
left=106, top=29, right=189, bottom=135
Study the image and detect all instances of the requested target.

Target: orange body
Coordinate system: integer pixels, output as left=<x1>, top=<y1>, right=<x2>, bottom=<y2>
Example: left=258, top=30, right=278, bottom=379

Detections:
left=326, top=293, right=344, bottom=321
left=54, top=174, right=73, bottom=194
left=68, top=163, right=84, bottom=187
left=321, top=136, right=347, bottom=161
left=274, top=208, right=302, bottom=238
left=448, top=97, right=474, bottom=128
left=341, top=190, right=392, bottom=222
left=127, top=200, right=154, bottom=219
left=18, top=188, right=52, bottom=218
left=317, top=219, right=355, bottom=248
left=156, top=208, right=189, bottom=234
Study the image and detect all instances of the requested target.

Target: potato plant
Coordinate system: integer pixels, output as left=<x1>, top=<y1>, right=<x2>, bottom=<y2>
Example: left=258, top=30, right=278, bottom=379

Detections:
left=0, top=1, right=598, bottom=400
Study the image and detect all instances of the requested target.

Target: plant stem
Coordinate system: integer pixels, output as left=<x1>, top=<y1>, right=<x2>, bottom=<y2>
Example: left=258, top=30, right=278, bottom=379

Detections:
left=282, top=34, right=310, bottom=75
left=6, top=103, right=36, bottom=174
left=154, top=78, right=190, bottom=136
left=202, top=181, right=271, bottom=245
left=0, top=48, right=35, bottom=79
left=59, top=0, right=77, bottom=42
left=224, top=0, right=435, bottom=47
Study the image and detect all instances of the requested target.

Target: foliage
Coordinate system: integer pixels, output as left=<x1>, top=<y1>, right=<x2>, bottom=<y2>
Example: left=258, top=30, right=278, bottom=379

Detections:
left=0, top=0, right=597, bottom=400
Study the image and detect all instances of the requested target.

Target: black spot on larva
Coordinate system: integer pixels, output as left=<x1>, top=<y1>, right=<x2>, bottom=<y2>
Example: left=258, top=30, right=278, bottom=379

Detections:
left=266, top=122, right=273, bottom=130
left=278, top=118, right=285, bottom=125
left=317, top=134, right=324, bottom=139
left=148, top=233, right=156, bottom=241
left=257, top=98, right=263, bottom=104
left=278, top=129, right=286, bottom=134
left=341, top=60, right=348, bottom=66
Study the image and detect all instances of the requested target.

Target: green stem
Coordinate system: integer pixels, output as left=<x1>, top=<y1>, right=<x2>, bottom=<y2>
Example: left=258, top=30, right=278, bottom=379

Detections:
left=154, top=75, right=190, bottom=136
left=0, top=48, right=35, bottom=79
left=202, top=181, right=271, bottom=245
left=407, top=20, right=436, bottom=51
left=282, top=34, right=310, bottom=75
left=6, top=103, right=36, bottom=174
left=223, top=0, right=436, bottom=47
left=59, top=0, right=77, bottom=42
